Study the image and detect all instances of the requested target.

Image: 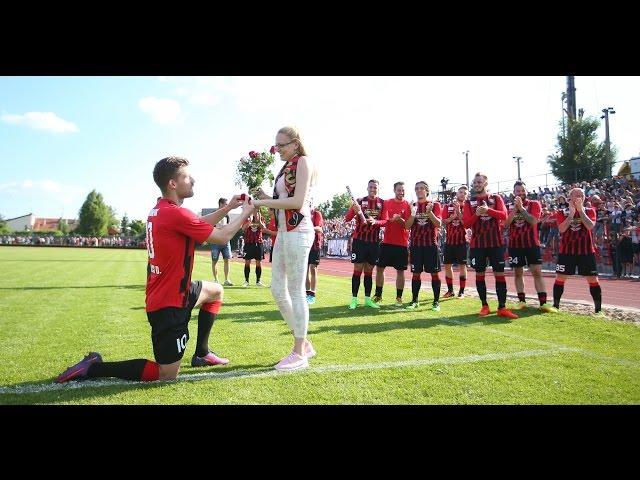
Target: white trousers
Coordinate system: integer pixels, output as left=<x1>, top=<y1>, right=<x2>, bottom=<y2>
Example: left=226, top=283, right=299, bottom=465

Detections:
left=270, top=229, right=314, bottom=338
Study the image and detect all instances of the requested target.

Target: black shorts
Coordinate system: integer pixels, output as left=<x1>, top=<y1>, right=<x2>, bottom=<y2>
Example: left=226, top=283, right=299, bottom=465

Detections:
left=308, top=248, right=321, bottom=265
left=351, top=238, right=380, bottom=265
left=633, top=243, right=640, bottom=254
left=243, top=243, right=264, bottom=261
left=469, top=246, right=506, bottom=273
left=443, top=243, right=468, bottom=265
left=508, top=246, right=542, bottom=268
left=410, top=245, right=441, bottom=274
left=377, top=243, right=409, bottom=270
left=147, top=280, right=202, bottom=364
left=555, top=253, right=598, bottom=276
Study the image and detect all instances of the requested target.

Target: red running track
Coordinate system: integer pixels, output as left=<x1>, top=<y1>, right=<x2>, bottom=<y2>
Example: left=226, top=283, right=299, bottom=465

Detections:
left=200, top=254, right=640, bottom=310
left=314, top=258, right=640, bottom=310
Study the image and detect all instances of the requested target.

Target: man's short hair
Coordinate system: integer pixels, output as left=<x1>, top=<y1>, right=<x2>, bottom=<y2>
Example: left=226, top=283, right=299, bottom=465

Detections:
left=218, top=197, right=228, bottom=206
left=513, top=180, right=527, bottom=190
left=393, top=181, right=404, bottom=190
left=474, top=172, right=488, bottom=181
left=153, top=156, right=189, bottom=193
left=368, top=179, right=379, bottom=185
left=415, top=181, right=429, bottom=189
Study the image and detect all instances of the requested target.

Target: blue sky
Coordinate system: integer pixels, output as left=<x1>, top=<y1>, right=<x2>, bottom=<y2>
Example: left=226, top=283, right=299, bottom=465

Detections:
left=1, top=76, right=639, bottom=222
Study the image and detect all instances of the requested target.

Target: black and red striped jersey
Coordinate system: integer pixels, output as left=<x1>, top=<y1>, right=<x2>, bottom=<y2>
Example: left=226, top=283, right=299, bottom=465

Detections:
left=442, top=201, right=467, bottom=245
left=345, top=196, right=386, bottom=243
left=243, top=222, right=263, bottom=244
left=311, top=209, right=324, bottom=251
left=506, top=199, right=541, bottom=248
left=410, top=200, right=441, bottom=247
left=555, top=207, right=596, bottom=255
left=462, top=193, right=507, bottom=248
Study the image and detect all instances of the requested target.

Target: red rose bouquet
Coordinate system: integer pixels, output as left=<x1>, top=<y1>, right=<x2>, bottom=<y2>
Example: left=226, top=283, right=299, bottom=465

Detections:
left=234, top=147, right=277, bottom=194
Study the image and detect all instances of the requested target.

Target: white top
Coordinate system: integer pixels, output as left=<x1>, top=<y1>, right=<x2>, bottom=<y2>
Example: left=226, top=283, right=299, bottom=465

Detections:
left=275, top=158, right=314, bottom=233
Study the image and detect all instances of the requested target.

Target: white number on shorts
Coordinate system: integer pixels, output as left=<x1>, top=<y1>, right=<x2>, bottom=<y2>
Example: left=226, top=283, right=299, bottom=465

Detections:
left=556, top=264, right=565, bottom=272
left=509, top=256, right=518, bottom=265
left=351, top=253, right=356, bottom=261
left=176, top=334, right=187, bottom=353
left=146, top=221, right=155, bottom=259
left=471, top=257, right=476, bottom=266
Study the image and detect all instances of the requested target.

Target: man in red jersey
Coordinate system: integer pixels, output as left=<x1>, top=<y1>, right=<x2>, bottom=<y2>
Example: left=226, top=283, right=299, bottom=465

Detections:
left=263, top=210, right=278, bottom=263
left=405, top=181, right=443, bottom=311
left=241, top=211, right=267, bottom=287
left=549, top=187, right=602, bottom=314
left=345, top=179, right=387, bottom=309
left=306, top=206, right=324, bottom=304
left=56, top=156, right=255, bottom=383
left=462, top=172, right=519, bottom=319
left=504, top=181, right=554, bottom=312
left=372, top=181, right=411, bottom=308
left=442, top=185, right=469, bottom=299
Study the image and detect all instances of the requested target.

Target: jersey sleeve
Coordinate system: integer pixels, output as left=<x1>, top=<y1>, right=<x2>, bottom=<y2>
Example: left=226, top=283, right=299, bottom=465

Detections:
left=586, top=207, right=596, bottom=222
left=345, top=206, right=355, bottom=222
left=487, top=195, right=507, bottom=220
left=432, top=202, right=442, bottom=219
left=530, top=201, right=542, bottom=220
left=172, top=208, right=214, bottom=244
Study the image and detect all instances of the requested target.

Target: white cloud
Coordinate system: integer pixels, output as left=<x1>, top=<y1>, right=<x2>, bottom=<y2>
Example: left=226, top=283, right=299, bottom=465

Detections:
left=138, top=97, right=183, bottom=124
left=0, top=179, right=63, bottom=193
left=1, top=112, right=78, bottom=133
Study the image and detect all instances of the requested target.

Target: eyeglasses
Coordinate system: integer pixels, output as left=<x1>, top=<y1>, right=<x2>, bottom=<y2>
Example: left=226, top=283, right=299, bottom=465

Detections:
left=274, top=141, right=294, bottom=149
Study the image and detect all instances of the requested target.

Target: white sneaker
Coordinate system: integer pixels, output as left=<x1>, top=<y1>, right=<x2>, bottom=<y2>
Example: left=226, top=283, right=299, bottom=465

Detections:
left=275, top=352, right=309, bottom=371
left=223, top=280, right=234, bottom=286
left=256, top=281, right=268, bottom=287
left=242, top=281, right=249, bottom=287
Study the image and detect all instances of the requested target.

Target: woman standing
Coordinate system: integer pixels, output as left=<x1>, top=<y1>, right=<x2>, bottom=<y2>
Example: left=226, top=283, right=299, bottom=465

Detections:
left=252, top=126, right=318, bottom=371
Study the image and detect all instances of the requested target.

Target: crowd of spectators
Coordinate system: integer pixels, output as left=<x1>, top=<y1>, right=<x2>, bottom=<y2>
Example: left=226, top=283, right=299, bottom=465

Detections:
left=0, top=234, right=145, bottom=248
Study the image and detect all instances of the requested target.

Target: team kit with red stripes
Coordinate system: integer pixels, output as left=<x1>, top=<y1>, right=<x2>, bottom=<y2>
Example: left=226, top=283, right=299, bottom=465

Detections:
left=345, top=175, right=603, bottom=316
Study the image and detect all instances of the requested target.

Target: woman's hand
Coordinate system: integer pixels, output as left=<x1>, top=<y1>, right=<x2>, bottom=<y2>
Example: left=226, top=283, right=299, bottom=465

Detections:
left=251, top=187, right=270, bottom=200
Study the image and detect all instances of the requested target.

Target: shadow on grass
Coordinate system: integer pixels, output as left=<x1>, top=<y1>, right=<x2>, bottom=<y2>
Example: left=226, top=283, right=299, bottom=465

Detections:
left=223, top=301, right=271, bottom=307
left=309, top=308, right=543, bottom=335
left=0, top=284, right=145, bottom=291
left=1, top=363, right=276, bottom=405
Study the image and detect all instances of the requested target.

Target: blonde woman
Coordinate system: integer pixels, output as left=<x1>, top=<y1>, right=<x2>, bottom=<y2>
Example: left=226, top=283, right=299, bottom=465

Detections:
left=252, top=126, right=318, bottom=371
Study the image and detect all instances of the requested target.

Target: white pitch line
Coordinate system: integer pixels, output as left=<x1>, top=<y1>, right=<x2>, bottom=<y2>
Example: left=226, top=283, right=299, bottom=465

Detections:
left=0, top=347, right=576, bottom=396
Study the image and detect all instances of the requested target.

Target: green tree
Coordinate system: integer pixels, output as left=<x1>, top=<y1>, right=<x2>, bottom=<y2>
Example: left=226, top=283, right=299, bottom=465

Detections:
left=76, top=190, right=110, bottom=236
left=107, top=206, right=119, bottom=232
left=129, top=219, right=146, bottom=237
left=59, top=218, right=69, bottom=235
left=0, top=214, right=10, bottom=235
left=547, top=117, right=614, bottom=184
left=120, top=213, right=129, bottom=236
left=318, top=192, right=353, bottom=219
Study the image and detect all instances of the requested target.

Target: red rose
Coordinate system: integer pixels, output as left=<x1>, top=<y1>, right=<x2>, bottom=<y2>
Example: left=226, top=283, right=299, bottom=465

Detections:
left=249, top=151, right=257, bottom=158
left=269, top=146, right=276, bottom=154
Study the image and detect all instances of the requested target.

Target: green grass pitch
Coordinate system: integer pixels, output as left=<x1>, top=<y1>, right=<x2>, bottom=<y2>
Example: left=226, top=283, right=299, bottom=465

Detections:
left=0, top=246, right=638, bottom=405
